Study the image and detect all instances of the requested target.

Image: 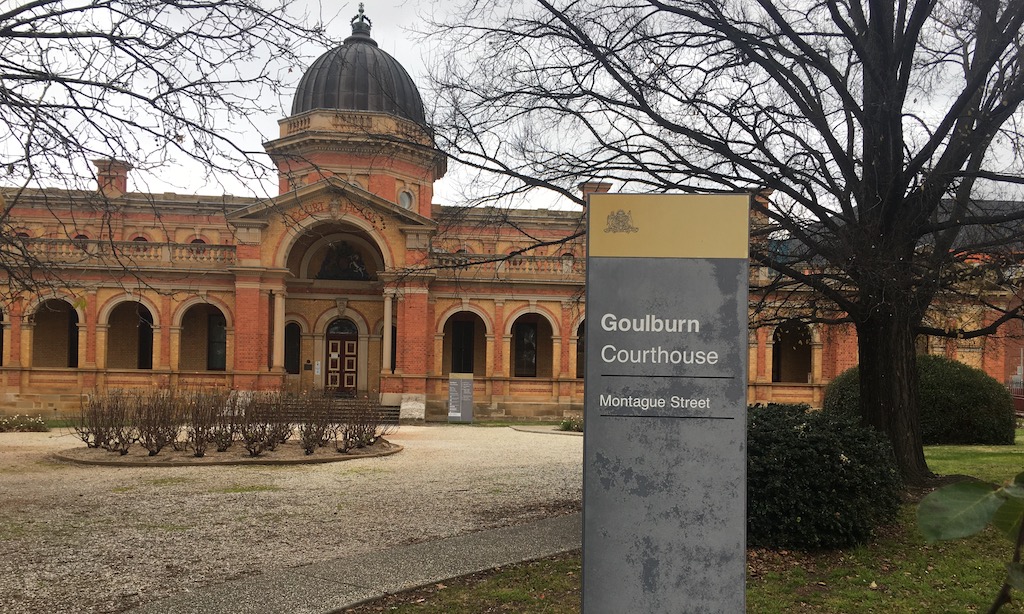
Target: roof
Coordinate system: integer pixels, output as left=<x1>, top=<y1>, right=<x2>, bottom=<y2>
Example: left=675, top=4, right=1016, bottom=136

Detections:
left=290, top=7, right=426, bottom=125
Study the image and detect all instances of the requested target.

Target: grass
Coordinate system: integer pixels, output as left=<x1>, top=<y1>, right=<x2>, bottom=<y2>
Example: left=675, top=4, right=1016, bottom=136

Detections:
left=345, top=433, right=1024, bottom=614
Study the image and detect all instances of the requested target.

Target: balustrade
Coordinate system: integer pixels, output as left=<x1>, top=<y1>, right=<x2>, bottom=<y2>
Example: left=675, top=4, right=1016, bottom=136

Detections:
left=24, top=238, right=236, bottom=269
left=431, top=253, right=583, bottom=280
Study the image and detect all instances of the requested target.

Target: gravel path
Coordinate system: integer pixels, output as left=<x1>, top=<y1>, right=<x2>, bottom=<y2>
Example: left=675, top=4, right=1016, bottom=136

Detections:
left=0, top=426, right=583, bottom=613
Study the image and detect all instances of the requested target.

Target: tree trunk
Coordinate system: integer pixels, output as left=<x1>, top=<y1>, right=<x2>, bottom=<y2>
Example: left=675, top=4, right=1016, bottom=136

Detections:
left=855, top=310, right=932, bottom=486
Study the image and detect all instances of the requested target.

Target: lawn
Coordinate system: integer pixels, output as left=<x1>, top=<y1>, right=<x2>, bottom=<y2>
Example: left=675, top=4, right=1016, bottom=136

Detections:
left=345, top=433, right=1024, bottom=613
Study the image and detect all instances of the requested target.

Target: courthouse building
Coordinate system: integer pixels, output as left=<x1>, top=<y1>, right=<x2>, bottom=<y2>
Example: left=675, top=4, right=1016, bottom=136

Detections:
left=0, top=13, right=1019, bottom=418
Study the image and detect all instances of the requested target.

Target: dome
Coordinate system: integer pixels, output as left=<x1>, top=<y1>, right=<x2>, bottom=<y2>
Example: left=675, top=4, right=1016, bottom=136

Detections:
left=290, top=6, right=426, bottom=125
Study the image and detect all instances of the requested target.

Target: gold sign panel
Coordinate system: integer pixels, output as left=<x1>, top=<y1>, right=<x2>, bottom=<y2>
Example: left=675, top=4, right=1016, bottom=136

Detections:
left=588, top=193, right=750, bottom=259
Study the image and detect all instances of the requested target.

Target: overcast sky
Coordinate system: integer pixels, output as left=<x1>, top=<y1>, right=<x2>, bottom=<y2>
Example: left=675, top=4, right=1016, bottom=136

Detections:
left=132, top=1, right=457, bottom=201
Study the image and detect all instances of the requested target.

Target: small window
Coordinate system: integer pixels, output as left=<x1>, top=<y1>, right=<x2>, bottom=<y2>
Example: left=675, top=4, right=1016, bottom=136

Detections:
left=398, top=190, right=414, bottom=210
left=132, top=236, right=148, bottom=242
left=190, top=238, right=206, bottom=245
left=15, top=232, right=29, bottom=238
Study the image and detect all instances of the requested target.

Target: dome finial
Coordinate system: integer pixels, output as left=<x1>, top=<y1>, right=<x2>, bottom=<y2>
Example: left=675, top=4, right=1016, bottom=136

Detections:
left=351, top=3, right=372, bottom=37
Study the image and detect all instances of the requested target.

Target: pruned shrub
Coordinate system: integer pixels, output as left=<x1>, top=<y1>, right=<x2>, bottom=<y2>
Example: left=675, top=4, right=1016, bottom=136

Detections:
left=298, top=391, right=334, bottom=455
left=747, top=403, right=902, bottom=549
left=185, top=388, right=226, bottom=458
left=134, top=390, right=179, bottom=456
left=823, top=355, right=1015, bottom=445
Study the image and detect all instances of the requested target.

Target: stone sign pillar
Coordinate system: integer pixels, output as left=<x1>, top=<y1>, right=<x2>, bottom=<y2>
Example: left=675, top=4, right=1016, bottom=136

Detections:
left=583, top=193, right=750, bottom=613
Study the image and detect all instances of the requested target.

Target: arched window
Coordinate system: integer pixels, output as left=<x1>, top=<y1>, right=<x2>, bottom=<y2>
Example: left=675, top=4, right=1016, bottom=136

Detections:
left=443, top=312, right=485, bottom=375
left=327, top=318, right=358, bottom=335
left=131, top=236, right=148, bottom=242
left=106, top=302, right=154, bottom=369
left=284, top=322, right=301, bottom=374
left=190, top=238, right=206, bottom=245
left=772, top=320, right=812, bottom=383
left=32, top=299, right=78, bottom=368
left=511, top=314, right=553, bottom=378
left=180, top=304, right=227, bottom=371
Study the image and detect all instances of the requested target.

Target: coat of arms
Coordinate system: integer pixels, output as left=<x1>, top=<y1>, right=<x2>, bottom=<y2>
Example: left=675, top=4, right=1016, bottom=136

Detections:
left=604, top=209, right=639, bottom=233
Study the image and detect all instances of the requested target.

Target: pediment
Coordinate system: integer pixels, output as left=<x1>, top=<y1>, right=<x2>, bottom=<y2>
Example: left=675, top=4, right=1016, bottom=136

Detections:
left=226, top=177, right=436, bottom=229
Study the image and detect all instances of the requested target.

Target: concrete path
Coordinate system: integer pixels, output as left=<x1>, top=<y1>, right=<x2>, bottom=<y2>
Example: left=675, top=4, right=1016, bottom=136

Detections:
left=129, top=512, right=582, bottom=614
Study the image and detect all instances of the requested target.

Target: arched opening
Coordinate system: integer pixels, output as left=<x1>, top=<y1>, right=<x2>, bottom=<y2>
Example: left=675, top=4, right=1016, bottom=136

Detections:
left=284, top=322, right=301, bottom=374
left=106, top=302, right=154, bottom=369
left=180, top=304, right=227, bottom=371
left=32, top=299, right=78, bottom=368
left=511, top=313, right=553, bottom=378
left=772, top=320, right=812, bottom=383
left=286, top=224, right=386, bottom=283
left=576, top=320, right=585, bottom=379
left=325, top=318, right=358, bottom=395
left=443, top=312, right=486, bottom=375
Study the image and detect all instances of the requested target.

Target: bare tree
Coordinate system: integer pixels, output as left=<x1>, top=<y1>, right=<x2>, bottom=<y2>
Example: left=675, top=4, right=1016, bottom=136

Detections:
left=0, top=0, right=329, bottom=290
left=423, top=0, right=1024, bottom=483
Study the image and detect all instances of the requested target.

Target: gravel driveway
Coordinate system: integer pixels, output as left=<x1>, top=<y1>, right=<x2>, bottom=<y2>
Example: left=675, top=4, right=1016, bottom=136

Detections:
left=0, top=425, right=583, bottom=614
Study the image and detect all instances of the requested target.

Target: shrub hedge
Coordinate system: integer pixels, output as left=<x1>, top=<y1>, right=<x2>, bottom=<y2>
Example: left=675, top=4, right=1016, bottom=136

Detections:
left=747, top=403, right=902, bottom=549
left=822, top=355, right=1015, bottom=445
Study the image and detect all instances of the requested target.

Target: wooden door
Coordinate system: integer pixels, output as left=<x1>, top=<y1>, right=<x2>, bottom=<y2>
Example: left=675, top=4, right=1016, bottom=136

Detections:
left=325, top=319, right=358, bottom=396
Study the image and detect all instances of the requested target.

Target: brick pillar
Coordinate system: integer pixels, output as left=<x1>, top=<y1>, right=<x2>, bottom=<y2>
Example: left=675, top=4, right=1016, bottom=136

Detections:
left=7, top=299, right=22, bottom=367
left=397, top=288, right=430, bottom=390
left=83, top=292, right=97, bottom=368
left=158, top=294, right=172, bottom=369
left=559, top=302, right=573, bottom=377
left=233, top=281, right=263, bottom=388
left=271, top=291, right=285, bottom=371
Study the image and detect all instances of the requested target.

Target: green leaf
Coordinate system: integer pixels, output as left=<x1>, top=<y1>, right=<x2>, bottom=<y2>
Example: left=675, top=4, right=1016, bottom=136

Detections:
left=918, top=481, right=1002, bottom=542
left=1007, top=562, right=1024, bottom=591
left=1003, top=483, right=1024, bottom=500
left=993, top=497, right=1024, bottom=542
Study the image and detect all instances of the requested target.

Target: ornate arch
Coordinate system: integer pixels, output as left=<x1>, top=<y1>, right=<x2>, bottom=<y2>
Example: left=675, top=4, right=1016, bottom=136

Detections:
left=285, top=313, right=311, bottom=334
left=172, top=296, right=234, bottom=328
left=97, top=293, right=162, bottom=327
left=274, top=211, right=394, bottom=271
left=503, top=305, right=561, bottom=337
left=26, top=293, right=86, bottom=324
left=436, top=303, right=494, bottom=336
left=313, top=306, right=369, bottom=336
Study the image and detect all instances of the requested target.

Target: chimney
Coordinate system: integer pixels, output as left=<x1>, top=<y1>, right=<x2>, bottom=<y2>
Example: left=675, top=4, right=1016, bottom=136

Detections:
left=579, top=181, right=613, bottom=200
left=92, top=159, right=132, bottom=197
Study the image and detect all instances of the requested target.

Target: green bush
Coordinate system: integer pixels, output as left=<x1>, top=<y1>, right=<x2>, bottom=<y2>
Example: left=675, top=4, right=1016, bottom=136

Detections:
left=822, top=355, right=1015, bottom=445
left=747, top=403, right=902, bottom=549
left=0, top=414, right=49, bottom=432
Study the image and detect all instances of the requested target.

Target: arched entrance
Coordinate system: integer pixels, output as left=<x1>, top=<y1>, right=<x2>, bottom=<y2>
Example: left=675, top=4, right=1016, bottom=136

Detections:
left=326, top=318, right=358, bottom=396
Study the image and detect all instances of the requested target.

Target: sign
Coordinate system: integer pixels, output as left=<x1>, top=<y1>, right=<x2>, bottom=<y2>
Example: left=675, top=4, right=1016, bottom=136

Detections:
left=448, top=373, right=473, bottom=423
left=583, top=194, right=750, bottom=613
